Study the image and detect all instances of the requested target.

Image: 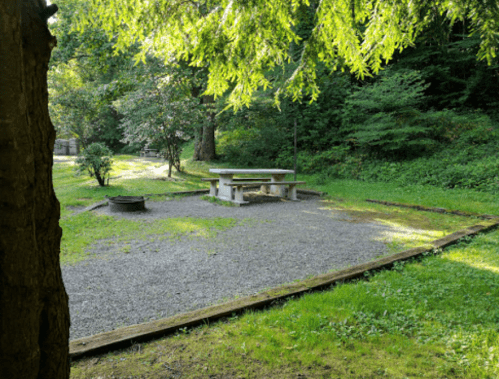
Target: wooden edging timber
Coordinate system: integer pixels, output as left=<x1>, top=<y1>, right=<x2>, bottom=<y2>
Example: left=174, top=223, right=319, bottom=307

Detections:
left=142, top=189, right=210, bottom=197
left=83, top=200, right=109, bottom=212
left=297, top=188, right=325, bottom=196
left=69, top=218, right=499, bottom=360
left=365, top=199, right=499, bottom=220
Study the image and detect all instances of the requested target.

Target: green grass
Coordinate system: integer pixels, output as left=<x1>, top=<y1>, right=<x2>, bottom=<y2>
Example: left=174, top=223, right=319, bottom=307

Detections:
left=305, top=176, right=499, bottom=216
left=54, top=153, right=207, bottom=217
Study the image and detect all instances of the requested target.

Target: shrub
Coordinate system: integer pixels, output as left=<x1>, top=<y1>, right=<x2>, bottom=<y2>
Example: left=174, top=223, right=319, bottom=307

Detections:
left=75, top=143, right=113, bottom=186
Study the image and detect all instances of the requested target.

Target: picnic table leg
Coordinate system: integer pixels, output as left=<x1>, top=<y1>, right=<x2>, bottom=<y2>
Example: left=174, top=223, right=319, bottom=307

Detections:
left=217, top=174, right=234, bottom=201
left=270, top=174, right=286, bottom=197
left=209, top=181, right=218, bottom=197
left=234, top=185, right=245, bottom=203
left=287, top=184, right=298, bottom=201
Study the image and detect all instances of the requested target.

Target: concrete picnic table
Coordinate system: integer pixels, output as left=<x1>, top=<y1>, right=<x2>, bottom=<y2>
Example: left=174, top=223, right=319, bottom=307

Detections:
left=209, top=168, right=298, bottom=203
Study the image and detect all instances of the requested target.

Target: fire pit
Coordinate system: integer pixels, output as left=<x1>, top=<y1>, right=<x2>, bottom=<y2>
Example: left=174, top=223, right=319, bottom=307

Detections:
left=107, top=196, right=148, bottom=212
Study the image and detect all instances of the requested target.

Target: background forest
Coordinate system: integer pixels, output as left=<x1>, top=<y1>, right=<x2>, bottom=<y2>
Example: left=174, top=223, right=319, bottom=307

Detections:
left=49, top=0, right=499, bottom=194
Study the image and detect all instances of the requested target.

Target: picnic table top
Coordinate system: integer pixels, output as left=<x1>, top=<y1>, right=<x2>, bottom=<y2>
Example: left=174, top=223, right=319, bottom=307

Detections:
left=209, top=169, right=294, bottom=175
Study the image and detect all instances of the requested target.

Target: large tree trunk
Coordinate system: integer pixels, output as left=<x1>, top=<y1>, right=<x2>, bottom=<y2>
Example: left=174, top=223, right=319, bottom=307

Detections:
left=0, top=1, right=70, bottom=378
left=199, top=94, right=216, bottom=161
left=190, top=86, right=216, bottom=161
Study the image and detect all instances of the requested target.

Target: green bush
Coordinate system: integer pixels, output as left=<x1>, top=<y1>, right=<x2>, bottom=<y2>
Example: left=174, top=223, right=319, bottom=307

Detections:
left=75, top=143, right=113, bottom=187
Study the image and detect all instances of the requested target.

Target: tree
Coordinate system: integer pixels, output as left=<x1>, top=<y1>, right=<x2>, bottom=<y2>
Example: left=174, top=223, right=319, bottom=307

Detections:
left=118, top=58, right=202, bottom=176
left=341, top=69, right=434, bottom=158
left=78, top=0, right=499, bottom=110
left=47, top=0, right=140, bottom=151
left=0, top=1, right=70, bottom=379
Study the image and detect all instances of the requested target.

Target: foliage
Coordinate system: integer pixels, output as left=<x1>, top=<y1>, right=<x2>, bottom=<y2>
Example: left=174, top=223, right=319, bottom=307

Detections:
left=391, top=29, right=499, bottom=116
left=77, top=0, right=499, bottom=110
left=74, top=143, right=114, bottom=186
left=341, top=69, right=435, bottom=158
left=48, top=0, right=140, bottom=151
left=316, top=111, right=499, bottom=193
left=216, top=100, right=289, bottom=167
left=117, top=58, right=203, bottom=177
left=216, top=67, right=351, bottom=167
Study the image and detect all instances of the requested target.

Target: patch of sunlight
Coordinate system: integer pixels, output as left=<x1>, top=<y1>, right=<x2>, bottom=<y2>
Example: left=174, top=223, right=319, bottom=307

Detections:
left=445, top=249, right=499, bottom=274
left=111, top=160, right=171, bottom=180
left=374, top=219, right=444, bottom=252
left=462, top=262, right=499, bottom=274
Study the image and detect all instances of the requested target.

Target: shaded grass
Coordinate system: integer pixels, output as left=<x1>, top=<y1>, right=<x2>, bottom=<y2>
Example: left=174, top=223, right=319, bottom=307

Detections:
left=70, top=229, right=499, bottom=378
left=200, top=195, right=238, bottom=207
left=303, top=176, right=499, bottom=216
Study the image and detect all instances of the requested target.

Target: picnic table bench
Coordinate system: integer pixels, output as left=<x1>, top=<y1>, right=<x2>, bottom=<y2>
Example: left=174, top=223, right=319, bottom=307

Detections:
left=203, top=169, right=305, bottom=204
left=201, top=177, right=272, bottom=196
left=140, top=148, right=159, bottom=158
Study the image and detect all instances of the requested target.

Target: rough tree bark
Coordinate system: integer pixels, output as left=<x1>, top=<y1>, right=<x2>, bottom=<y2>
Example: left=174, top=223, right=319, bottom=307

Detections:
left=0, top=1, right=70, bottom=378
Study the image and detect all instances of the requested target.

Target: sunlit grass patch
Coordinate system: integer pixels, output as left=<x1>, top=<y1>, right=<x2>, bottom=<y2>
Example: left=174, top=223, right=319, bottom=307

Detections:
left=53, top=155, right=208, bottom=217
left=318, top=197, right=479, bottom=253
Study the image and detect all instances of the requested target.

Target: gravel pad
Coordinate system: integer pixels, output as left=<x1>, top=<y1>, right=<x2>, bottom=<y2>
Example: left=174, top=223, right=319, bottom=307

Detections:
left=62, top=195, right=393, bottom=340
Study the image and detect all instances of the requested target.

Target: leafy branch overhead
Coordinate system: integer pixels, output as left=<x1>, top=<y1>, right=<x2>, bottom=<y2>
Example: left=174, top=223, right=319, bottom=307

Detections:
left=77, top=0, right=499, bottom=109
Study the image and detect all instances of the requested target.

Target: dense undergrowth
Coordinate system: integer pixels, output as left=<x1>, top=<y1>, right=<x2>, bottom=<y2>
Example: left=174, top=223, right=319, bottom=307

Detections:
left=320, top=136, right=499, bottom=194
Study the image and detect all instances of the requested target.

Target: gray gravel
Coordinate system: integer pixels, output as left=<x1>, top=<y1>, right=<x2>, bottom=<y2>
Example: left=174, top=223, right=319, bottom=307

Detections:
left=62, top=194, right=394, bottom=340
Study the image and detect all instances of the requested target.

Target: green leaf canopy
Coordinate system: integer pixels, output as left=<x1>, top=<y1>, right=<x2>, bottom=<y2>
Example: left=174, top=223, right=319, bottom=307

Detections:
left=77, top=0, right=499, bottom=109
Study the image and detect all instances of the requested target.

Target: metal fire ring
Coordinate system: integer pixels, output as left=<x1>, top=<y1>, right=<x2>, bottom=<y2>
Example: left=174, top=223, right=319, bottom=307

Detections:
left=106, top=196, right=148, bottom=212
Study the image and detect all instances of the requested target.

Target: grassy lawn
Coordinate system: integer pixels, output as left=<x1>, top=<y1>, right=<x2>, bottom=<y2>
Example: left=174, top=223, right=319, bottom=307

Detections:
left=57, top=148, right=499, bottom=377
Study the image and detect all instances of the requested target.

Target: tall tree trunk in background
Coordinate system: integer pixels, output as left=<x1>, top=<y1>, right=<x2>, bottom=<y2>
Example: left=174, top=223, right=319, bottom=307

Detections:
left=192, top=125, right=202, bottom=161
left=190, top=85, right=202, bottom=160
left=0, top=1, right=70, bottom=378
left=200, top=94, right=216, bottom=161
left=190, top=86, right=216, bottom=161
